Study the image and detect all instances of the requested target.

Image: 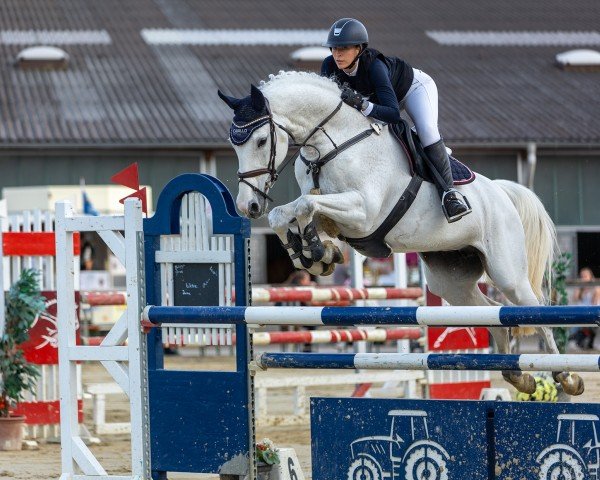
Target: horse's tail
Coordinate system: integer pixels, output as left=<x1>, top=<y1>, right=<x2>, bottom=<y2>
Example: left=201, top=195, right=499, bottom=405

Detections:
left=493, top=179, right=558, bottom=304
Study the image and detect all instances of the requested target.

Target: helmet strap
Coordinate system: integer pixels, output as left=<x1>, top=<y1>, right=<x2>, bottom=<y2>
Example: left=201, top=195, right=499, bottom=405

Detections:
left=346, top=45, right=366, bottom=70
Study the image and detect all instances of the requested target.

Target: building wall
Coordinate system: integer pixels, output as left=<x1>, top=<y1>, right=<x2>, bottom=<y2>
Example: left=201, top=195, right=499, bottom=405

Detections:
left=534, top=154, right=600, bottom=227
left=0, top=149, right=205, bottom=209
left=455, top=151, right=519, bottom=183
left=3, top=147, right=597, bottom=228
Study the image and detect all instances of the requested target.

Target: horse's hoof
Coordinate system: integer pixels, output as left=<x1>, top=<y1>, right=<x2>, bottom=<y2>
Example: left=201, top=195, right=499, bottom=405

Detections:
left=504, top=372, right=536, bottom=394
left=322, top=240, right=342, bottom=265
left=321, top=263, right=336, bottom=276
left=557, top=372, right=585, bottom=396
left=519, top=374, right=537, bottom=394
left=333, top=246, right=344, bottom=264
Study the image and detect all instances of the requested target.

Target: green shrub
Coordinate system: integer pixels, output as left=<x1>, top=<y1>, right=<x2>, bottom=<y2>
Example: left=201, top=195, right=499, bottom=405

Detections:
left=0, top=270, right=45, bottom=417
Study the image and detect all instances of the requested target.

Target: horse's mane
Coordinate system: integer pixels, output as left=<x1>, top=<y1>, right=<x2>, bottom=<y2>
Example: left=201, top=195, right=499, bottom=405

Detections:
left=259, top=71, right=341, bottom=97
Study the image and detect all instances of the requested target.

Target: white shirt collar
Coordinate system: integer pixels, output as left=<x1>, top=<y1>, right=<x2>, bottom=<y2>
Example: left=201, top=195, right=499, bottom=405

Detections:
left=343, top=60, right=359, bottom=77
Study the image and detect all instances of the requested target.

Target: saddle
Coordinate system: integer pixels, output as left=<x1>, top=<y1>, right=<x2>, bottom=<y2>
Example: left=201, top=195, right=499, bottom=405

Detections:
left=340, top=120, right=475, bottom=258
left=390, top=120, right=476, bottom=185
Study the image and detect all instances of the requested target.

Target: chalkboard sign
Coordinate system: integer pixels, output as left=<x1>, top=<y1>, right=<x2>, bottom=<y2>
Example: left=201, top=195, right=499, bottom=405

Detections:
left=173, top=263, right=220, bottom=306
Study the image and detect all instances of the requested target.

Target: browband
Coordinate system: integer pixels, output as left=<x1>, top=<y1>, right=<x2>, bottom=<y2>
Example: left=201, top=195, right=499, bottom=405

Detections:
left=229, top=116, right=270, bottom=145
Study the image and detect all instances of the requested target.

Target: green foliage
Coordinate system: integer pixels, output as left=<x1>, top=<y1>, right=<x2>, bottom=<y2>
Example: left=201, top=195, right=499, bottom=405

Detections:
left=256, top=438, right=280, bottom=466
left=552, top=252, right=572, bottom=306
left=551, top=252, right=572, bottom=354
left=0, top=270, right=45, bottom=417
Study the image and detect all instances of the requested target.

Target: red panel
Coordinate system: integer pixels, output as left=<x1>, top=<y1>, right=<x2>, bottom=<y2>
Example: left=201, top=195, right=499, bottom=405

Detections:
left=429, top=381, right=491, bottom=400
left=15, top=399, right=84, bottom=425
left=426, top=284, right=490, bottom=350
left=3, top=232, right=81, bottom=256
left=428, top=327, right=490, bottom=351
left=20, top=291, right=81, bottom=365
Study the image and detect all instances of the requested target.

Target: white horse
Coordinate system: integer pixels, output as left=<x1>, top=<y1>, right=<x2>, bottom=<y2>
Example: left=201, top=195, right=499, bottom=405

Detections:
left=218, top=71, right=583, bottom=396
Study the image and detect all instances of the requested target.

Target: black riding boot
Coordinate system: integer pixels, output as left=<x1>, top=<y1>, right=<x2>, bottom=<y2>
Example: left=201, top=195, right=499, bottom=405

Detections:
left=423, top=139, right=472, bottom=223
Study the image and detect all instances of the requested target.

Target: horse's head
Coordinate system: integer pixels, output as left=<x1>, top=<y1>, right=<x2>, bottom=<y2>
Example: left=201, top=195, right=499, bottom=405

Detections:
left=218, top=84, right=291, bottom=219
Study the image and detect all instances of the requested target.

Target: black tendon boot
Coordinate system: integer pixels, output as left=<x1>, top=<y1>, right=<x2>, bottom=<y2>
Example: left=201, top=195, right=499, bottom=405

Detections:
left=423, top=139, right=472, bottom=223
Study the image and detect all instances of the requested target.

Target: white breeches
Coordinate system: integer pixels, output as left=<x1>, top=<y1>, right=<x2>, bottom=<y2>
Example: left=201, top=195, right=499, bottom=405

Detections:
left=402, top=68, right=441, bottom=147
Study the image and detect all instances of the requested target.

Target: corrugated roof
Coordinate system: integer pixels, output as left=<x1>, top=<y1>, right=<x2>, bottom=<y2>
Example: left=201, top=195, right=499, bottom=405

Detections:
left=0, top=0, right=599, bottom=146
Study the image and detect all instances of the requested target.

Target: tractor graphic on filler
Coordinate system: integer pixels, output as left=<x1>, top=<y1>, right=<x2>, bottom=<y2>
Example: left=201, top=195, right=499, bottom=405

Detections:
left=346, top=409, right=450, bottom=480
left=537, top=414, right=600, bottom=480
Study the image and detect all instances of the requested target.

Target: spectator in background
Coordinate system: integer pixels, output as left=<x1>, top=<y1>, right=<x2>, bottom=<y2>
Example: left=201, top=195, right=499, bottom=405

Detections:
left=81, top=242, right=94, bottom=271
left=569, top=267, right=600, bottom=350
left=284, top=270, right=313, bottom=287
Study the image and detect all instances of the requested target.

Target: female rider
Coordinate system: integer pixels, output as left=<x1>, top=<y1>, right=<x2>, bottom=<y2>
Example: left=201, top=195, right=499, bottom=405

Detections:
left=321, top=18, right=471, bottom=223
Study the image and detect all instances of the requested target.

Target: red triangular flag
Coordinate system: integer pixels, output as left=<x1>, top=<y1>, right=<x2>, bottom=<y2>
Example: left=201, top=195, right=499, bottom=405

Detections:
left=111, top=163, right=140, bottom=190
left=119, top=187, right=148, bottom=214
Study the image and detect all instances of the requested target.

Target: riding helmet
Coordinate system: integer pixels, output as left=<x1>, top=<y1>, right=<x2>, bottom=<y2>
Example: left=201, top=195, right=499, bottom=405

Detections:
left=323, top=18, right=368, bottom=48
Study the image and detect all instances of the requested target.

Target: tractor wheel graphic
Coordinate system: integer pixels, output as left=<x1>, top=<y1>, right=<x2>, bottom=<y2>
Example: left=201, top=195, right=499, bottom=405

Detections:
left=538, top=450, right=585, bottom=480
left=347, top=457, right=381, bottom=480
left=404, top=446, right=448, bottom=480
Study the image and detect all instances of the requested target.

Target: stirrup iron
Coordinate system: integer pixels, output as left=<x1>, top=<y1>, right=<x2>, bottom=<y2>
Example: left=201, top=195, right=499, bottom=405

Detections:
left=441, top=189, right=472, bottom=223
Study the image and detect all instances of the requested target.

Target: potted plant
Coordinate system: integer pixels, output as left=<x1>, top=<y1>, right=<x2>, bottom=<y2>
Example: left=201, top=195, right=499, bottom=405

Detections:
left=0, top=269, right=45, bottom=450
left=255, top=438, right=280, bottom=480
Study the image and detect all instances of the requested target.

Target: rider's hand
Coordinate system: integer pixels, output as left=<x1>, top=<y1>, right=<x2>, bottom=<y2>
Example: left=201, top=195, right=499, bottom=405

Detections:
left=341, top=87, right=367, bottom=111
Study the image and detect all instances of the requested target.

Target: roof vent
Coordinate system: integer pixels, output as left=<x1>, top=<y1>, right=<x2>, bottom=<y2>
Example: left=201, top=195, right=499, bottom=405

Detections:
left=290, top=47, right=330, bottom=62
left=556, top=49, right=600, bottom=71
left=290, top=46, right=330, bottom=72
left=15, top=46, right=69, bottom=69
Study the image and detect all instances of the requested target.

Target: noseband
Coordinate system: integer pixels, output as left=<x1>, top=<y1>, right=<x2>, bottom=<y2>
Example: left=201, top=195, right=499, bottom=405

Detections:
left=236, top=99, right=344, bottom=203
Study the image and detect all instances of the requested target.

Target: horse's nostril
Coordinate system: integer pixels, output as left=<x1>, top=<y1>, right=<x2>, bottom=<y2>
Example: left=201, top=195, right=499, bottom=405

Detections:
left=248, top=202, right=260, bottom=215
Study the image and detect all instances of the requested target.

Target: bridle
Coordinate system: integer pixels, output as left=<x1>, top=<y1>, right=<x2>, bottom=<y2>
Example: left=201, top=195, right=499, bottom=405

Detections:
left=237, top=94, right=380, bottom=201
left=236, top=99, right=343, bottom=203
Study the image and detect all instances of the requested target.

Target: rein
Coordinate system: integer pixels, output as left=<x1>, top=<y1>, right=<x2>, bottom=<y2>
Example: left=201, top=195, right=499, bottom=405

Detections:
left=300, top=123, right=381, bottom=191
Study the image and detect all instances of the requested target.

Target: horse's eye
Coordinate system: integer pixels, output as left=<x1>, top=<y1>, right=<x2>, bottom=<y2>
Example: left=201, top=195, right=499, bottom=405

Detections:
left=258, top=137, right=267, bottom=148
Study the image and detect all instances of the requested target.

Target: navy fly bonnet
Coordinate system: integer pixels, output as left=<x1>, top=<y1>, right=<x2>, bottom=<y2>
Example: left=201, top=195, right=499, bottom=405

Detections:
left=218, top=85, right=270, bottom=145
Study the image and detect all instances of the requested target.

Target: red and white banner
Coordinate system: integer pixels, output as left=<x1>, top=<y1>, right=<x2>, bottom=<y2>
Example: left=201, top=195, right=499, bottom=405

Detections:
left=19, top=292, right=81, bottom=365
left=16, top=291, right=83, bottom=425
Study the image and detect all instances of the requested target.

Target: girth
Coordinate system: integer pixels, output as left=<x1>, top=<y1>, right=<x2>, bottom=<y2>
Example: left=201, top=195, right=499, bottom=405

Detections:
left=339, top=174, right=423, bottom=258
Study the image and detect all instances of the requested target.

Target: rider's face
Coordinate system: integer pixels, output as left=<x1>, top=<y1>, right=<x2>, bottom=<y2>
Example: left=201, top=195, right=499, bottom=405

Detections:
left=332, top=45, right=361, bottom=70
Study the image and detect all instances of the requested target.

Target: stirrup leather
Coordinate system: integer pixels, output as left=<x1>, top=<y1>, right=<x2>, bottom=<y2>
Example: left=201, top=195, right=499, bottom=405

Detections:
left=441, top=189, right=472, bottom=223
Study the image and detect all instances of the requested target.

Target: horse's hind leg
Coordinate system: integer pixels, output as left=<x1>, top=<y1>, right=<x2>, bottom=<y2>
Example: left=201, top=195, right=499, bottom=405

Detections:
left=483, top=242, right=584, bottom=395
left=422, top=249, right=538, bottom=395
left=538, top=327, right=584, bottom=395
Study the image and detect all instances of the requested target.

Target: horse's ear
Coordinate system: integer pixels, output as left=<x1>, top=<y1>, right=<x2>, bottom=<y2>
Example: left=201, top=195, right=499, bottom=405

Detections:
left=250, top=84, right=266, bottom=111
left=218, top=90, right=240, bottom=110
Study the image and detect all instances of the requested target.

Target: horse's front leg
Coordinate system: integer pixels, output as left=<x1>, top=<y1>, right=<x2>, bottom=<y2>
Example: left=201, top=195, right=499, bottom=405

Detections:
left=269, top=202, right=338, bottom=275
left=268, top=201, right=314, bottom=271
left=294, top=191, right=366, bottom=263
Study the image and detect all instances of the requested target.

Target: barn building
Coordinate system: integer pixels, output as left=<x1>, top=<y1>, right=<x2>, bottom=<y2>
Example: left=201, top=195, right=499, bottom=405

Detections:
left=1, top=0, right=599, bottom=282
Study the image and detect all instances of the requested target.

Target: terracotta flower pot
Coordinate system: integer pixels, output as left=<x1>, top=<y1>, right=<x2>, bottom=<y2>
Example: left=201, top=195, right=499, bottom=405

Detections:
left=0, top=414, right=25, bottom=451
